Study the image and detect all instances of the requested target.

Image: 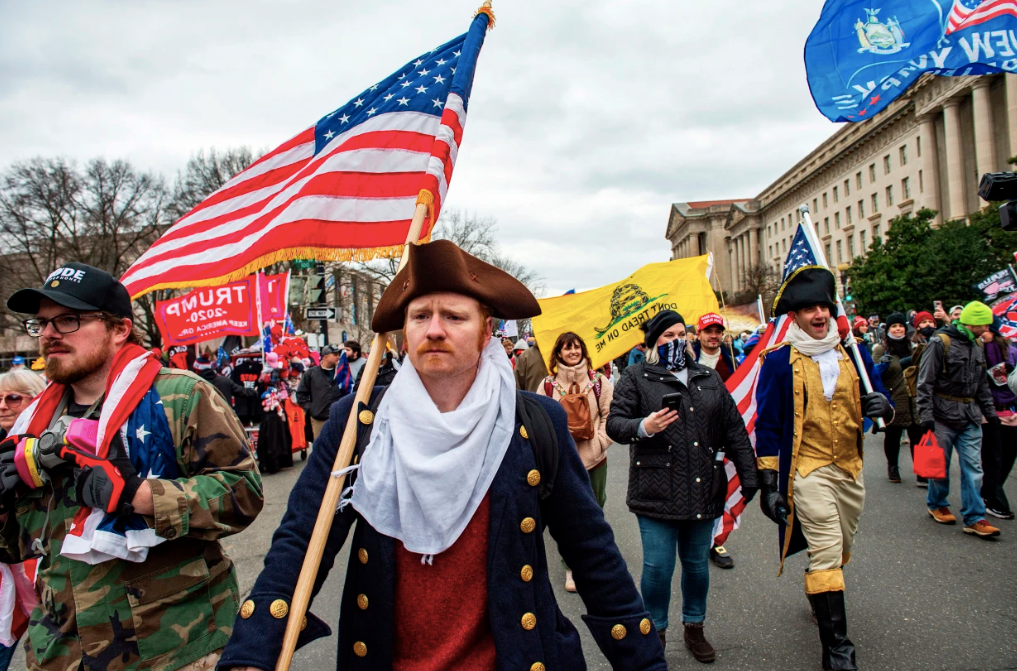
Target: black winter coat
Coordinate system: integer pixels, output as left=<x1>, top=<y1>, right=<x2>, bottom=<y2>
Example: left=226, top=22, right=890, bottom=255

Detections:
left=607, top=361, right=758, bottom=522
left=197, top=369, right=256, bottom=408
left=296, top=365, right=348, bottom=420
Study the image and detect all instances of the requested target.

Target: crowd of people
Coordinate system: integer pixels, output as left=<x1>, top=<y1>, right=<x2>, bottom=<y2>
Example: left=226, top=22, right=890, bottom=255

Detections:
left=0, top=252, right=1010, bottom=671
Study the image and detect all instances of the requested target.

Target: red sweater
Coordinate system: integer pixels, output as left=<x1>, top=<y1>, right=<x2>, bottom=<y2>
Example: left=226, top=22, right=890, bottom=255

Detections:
left=392, top=494, right=496, bottom=671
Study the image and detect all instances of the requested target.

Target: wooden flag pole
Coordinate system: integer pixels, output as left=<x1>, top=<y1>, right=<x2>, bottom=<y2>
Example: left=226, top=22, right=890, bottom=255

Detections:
left=274, top=200, right=430, bottom=671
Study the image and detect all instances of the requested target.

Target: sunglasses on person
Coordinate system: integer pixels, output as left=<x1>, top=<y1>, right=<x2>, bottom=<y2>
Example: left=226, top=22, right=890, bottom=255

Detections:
left=0, top=393, right=27, bottom=408
left=22, top=312, right=104, bottom=337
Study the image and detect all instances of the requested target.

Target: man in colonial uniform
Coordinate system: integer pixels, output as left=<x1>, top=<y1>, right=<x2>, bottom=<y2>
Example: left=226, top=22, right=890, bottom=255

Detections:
left=754, top=267, right=892, bottom=671
left=220, top=240, right=666, bottom=671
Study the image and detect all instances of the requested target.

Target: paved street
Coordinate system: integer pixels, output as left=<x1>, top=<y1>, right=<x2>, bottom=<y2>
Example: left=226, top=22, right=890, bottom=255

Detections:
left=223, top=431, right=1017, bottom=671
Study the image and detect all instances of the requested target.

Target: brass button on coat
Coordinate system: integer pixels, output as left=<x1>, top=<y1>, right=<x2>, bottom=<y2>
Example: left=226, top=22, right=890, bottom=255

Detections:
left=526, top=469, right=541, bottom=487
left=520, top=517, right=536, bottom=533
left=640, top=618, right=652, bottom=635
left=239, top=600, right=255, bottom=619
left=358, top=548, right=369, bottom=564
left=353, top=641, right=367, bottom=657
left=357, top=594, right=369, bottom=610
left=520, top=565, right=534, bottom=582
left=521, top=612, right=537, bottom=630
left=611, top=624, right=627, bottom=640
left=520, top=425, right=529, bottom=439
left=270, top=599, right=289, bottom=619
left=359, top=409, right=374, bottom=425
left=530, top=664, right=545, bottom=671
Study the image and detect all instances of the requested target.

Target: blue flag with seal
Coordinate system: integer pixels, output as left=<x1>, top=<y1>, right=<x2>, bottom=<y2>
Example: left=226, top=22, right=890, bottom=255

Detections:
left=805, top=0, right=1017, bottom=122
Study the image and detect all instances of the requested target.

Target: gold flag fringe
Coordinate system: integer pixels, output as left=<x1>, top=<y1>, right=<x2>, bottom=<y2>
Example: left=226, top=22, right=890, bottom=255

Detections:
left=474, top=3, right=495, bottom=29
left=128, top=240, right=432, bottom=301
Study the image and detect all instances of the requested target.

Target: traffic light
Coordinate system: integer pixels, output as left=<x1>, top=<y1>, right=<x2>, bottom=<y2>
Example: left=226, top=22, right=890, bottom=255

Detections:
left=306, top=263, right=325, bottom=305
left=288, top=277, right=306, bottom=306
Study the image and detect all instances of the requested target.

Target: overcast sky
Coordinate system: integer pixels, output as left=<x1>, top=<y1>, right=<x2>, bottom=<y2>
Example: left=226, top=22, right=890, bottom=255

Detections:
left=0, top=0, right=842, bottom=295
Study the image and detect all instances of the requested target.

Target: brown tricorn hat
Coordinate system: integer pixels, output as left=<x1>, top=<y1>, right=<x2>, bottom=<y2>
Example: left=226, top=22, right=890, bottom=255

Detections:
left=371, top=240, right=542, bottom=332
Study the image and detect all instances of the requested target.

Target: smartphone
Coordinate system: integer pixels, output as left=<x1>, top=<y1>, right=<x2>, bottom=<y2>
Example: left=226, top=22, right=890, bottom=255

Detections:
left=933, top=300, right=943, bottom=312
left=661, top=393, right=683, bottom=416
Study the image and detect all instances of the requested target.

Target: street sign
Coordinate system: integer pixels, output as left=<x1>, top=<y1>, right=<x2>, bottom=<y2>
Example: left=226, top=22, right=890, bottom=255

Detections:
left=306, top=307, right=336, bottom=320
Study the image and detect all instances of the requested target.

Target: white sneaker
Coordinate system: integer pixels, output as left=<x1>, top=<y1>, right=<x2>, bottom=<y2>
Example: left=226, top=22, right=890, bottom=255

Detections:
left=564, top=570, right=576, bottom=592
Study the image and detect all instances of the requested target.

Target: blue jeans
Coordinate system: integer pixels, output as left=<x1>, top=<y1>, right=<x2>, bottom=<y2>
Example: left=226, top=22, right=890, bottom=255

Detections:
left=0, top=639, right=18, bottom=671
left=636, top=515, right=713, bottom=630
left=927, top=422, right=986, bottom=527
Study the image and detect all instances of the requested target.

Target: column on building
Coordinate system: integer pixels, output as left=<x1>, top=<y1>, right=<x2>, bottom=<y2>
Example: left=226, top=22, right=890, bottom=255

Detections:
left=748, top=226, right=759, bottom=271
left=917, top=113, right=941, bottom=219
left=942, top=98, right=967, bottom=220
left=1007, top=74, right=1017, bottom=162
left=728, top=244, right=735, bottom=294
left=971, top=80, right=997, bottom=205
left=732, top=236, right=741, bottom=292
left=692, top=232, right=701, bottom=256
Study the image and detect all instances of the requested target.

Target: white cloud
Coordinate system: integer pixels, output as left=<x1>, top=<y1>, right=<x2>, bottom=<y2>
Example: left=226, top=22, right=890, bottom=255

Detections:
left=0, top=0, right=843, bottom=294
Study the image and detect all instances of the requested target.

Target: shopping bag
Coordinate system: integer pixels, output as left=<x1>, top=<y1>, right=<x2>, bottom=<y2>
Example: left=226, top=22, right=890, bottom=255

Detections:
left=913, top=430, right=947, bottom=479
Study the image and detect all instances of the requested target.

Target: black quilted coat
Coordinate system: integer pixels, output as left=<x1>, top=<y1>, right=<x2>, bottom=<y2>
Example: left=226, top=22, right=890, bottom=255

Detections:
left=607, top=361, right=758, bottom=521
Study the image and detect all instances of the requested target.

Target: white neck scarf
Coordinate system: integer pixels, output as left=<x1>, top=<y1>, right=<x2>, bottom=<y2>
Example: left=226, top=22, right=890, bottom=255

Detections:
left=350, top=336, right=516, bottom=556
left=786, top=319, right=844, bottom=401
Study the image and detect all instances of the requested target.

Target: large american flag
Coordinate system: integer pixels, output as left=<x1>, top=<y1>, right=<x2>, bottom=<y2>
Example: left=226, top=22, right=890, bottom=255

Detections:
left=945, top=0, right=1017, bottom=35
left=713, top=225, right=815, bottom=546
left=122, top=10, right=493, bottom=299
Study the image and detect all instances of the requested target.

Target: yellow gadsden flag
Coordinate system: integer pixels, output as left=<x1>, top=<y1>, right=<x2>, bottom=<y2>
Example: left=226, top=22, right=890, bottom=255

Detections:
left=532, top=254, right=720, bottom=372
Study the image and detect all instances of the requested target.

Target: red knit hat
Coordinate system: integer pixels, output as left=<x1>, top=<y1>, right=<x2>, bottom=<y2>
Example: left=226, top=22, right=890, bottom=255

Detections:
left=696, top=313, right=725, bottom=331
left=852, top=316, right=868, bottom=329
left=913, top=310, right=934, bottom=327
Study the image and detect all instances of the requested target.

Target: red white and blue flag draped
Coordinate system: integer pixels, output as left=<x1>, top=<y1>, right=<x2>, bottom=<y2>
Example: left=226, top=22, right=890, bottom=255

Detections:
left=121, top=9, right=494, bottom=300
left=713, top=225, right=817, bottom=546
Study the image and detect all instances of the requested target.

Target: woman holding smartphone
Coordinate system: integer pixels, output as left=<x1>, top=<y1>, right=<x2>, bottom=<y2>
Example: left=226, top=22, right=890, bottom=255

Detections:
left=607, top=310, right=758, bottom=664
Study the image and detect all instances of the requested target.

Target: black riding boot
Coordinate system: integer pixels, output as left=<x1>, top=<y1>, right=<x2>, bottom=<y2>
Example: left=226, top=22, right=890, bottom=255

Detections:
left=808, top=591, right=857, bottom=670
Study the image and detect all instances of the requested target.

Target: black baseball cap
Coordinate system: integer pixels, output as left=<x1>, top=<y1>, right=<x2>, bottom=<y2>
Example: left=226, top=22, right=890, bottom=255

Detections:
left=321, top=345, right=341, bottom=356
left=7, top=262, right=133, bottom=318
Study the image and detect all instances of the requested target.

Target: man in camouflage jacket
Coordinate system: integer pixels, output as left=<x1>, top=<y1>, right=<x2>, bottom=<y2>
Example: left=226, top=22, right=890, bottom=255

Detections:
left=1, top=263, right=264, bottom=671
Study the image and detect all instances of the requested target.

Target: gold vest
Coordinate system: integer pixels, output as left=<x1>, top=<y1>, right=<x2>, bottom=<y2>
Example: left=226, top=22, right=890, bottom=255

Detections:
left=795, top=351, right=864, bottom=479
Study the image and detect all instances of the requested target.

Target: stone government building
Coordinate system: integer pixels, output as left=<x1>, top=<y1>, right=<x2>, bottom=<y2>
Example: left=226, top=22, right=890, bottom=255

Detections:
left=667, top=73, right=1017, bottom=299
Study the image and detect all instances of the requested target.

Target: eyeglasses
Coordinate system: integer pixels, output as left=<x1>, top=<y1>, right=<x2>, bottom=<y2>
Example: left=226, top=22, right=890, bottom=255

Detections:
left=0, top=394, right=26, bottom=408
left=22, top=313, right=104, bottom=337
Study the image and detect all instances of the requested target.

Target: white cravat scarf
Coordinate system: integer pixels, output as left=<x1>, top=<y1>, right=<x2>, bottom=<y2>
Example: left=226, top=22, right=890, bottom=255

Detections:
left=350, top=336, right=516, bottom=557
left=785, top=319, right=843, bottom=401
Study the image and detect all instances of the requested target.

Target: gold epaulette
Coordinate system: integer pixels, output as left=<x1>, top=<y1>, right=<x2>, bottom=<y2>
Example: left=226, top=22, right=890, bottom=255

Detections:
left=758, top=341, right=790, bottom=363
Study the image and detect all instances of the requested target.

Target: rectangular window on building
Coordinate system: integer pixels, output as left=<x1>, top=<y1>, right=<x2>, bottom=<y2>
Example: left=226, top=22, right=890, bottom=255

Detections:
left=847, top=236, right=855, bottom=260
left=883, top=155, right=891, bottom=174
left=871, top=193, right=879, bottom=213
left=780, top=217, right=784, bottom=231
left=902, top=177, right=911, bottom=200
left=823, top=192, right=828, bottom=208
left=825, top=243, right=832, bottom=261
left=917, top=136, right=922, bottom=157
left=858, top=199, right=865, bottom=217
left=837, top=240, right=843, bottom=263
left=783, top=239, right=787, bottom=253
left=835, top=212, right=841, bottom=229
left=899, top=145, right=907, bottom=166
left=919, top=170, right=924, bottom=193
left=847, top=205, right=852, bottom=224
left=813, top=198, right=818, bottom=212
left=844, top=179, right=850, bottom=197
left=769, top=245, right=773, bottom=258
left=860, top=229, right=867, bottom=252
left=869, top=164, right=876, bottom=182
left=833, top=186, right=839, bottom=203
left=886, top=185, right=894, bottom=206
left=824, top=217, right=830, bottom=235
left=873, top=223, right=881, bottom=241
left=856, top=172, right=862, bottom=189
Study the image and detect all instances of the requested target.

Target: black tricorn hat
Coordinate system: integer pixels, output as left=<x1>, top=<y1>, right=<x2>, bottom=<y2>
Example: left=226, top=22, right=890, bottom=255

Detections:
left=372, top=240, right=541, bottom=332
left=772, top=266, right=837, bottom=317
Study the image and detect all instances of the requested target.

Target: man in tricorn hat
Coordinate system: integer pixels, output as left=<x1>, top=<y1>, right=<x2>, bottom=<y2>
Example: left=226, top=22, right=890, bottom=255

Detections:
left=220, top=240, right=666, bottom=670
left=754, top=266, right=892, bottom=671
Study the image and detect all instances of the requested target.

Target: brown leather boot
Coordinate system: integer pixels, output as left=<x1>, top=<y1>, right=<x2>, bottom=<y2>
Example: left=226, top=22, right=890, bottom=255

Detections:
left=658, top=629, right=667, bottom=650
left=683, top=623, right=716, bottom=663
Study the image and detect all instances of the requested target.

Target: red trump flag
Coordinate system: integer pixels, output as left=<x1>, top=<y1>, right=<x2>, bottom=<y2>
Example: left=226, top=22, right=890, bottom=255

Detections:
left=155, top=277, right=260, bottom=347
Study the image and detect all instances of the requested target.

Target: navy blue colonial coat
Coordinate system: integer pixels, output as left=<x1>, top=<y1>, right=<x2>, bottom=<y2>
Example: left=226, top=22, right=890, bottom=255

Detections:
left=754, top=341, right=889, bottom=574
left=219, top=390, right=666, bottom=671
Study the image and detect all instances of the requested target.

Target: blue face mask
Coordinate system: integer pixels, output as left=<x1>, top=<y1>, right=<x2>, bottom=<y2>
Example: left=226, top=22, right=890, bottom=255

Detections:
left=656, top=339, right=687, bottom=372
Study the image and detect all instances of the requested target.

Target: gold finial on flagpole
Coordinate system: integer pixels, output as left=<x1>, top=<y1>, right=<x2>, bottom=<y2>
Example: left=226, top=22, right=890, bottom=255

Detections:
left=475, top=0, right=496, bottom=29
